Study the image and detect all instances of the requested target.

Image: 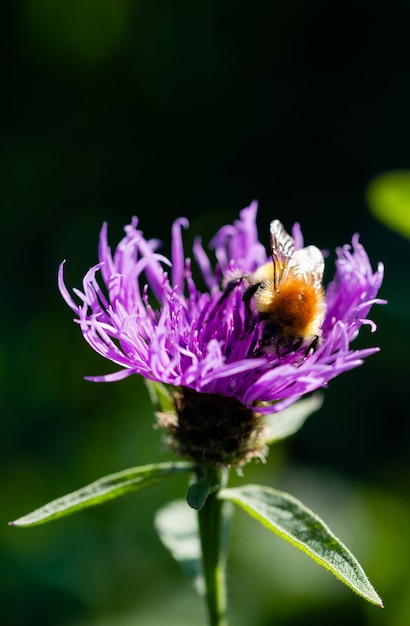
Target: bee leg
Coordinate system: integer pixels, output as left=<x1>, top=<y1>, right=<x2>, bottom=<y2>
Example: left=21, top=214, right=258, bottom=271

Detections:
left=218, top=276, right=246, bottom=306
left=292, top=337, right=303, bottom=353
left=284, top=336, right=318, bottom=359
left=219, top=276, right=256, bottom=337
left=277, top=342, right=297, bottom=359
left=304, top=335, right=320, bottom=355
left=242, top=282, right=262, bottom=319
left=242, top=281, right=262, bottom=303
left=275, top=336, right=301, bottom=359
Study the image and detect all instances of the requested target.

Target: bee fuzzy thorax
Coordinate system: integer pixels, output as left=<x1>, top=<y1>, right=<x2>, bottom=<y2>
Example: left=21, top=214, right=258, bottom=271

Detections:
left=255, top=277, right=326, bottom=349
left=235, top=219, right=326, bottom=354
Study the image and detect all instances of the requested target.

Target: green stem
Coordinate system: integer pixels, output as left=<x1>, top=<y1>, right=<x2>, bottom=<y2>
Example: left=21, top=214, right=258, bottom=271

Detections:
left=197, top=468, right=230, bottom=626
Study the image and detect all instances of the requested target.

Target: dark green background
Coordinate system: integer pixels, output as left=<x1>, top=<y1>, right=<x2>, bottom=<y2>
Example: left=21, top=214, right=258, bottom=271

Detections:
left=2, top=1, right=409, bottom=625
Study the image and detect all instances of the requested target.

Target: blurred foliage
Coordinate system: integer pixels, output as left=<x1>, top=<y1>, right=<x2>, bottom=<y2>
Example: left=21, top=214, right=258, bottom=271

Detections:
left=2, top=0, right=410, bottom=625
left=367, top=170, right=410, bottom=239
left=24, top=0, right=131, bottom=71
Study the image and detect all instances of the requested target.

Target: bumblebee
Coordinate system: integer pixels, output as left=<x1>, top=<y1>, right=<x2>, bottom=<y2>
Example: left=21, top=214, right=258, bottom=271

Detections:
left=227, top=220, right=326, bottom=354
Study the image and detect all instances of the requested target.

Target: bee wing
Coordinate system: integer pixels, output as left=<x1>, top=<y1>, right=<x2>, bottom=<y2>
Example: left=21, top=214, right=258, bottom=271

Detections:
left=270, top=220, right=295, bottom=262
left=270, top=220, right=295, bottom=288
left=290, top=245, right=324, bottom=289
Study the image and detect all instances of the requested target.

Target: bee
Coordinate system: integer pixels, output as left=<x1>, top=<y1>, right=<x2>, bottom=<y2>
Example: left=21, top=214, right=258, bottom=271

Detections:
left=226, top=219, right=326, bottom=355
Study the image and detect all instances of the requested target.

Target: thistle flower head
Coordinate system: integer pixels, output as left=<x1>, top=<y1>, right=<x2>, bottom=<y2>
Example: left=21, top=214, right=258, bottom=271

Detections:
left=59, top=202, right=384, bottom=467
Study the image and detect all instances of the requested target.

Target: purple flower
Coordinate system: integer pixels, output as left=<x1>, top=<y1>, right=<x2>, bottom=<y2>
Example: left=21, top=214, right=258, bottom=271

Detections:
left=59, top=202, right=384, bottom=416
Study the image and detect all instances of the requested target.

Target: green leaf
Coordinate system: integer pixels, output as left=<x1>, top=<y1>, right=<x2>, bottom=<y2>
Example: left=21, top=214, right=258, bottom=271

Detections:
left=10, top=462, right=193, bottom=527
left=155, top=499, right=204, bottom=596
left=186, top=475, right=220, bottom=510
left=367, top=170, right=410, bottom=238
left=220, top=484, right=383, bottom=607
left=264, top=393, right=323, bottom=444
left=145, top=380, right=175, bottom=414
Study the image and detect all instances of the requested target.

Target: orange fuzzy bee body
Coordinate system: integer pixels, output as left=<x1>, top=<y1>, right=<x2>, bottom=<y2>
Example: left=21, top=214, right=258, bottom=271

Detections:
left=229, top=220, right=326, bottom=354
